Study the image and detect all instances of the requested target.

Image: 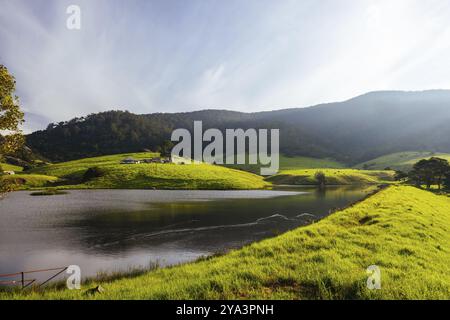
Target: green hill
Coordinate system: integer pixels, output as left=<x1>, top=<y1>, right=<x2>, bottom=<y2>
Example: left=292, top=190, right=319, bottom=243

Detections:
left=355, top=152, right=450, bottom=171
left=0, top=162, right=23, bottom=172
left=5, top=186, right=450, bottom=300
left=28, top=152, right=269, bottom=190
left=1, top=174, right=59, bottom=188
left=226, top=155, right=345, bottom=174
left=266, top=169, right=395, bottom=185
left=278, top=156, right=345, bottom=170
left=26, top=91, right=450, bottom=164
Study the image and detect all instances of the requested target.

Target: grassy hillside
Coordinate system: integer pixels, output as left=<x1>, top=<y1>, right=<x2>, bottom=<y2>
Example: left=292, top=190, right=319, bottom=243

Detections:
left=266, top=169, right=395, bottom=185
left=1, top=174, right=59, bottom=188
left=0, top=162, right=23, bottom=172
left=278, top=156, right=345, bottom=170
left=355, top=151, right=450, bottom=171
left=4, top=186, right=450, bottom=300
left=226, top=155, right=345, bottom=174
left=28, top=152, right=269, bottom=190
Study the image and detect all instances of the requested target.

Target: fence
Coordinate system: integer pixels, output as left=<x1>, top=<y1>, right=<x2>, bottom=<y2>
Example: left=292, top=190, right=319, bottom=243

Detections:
left=0, top=266, right=68, bottom=289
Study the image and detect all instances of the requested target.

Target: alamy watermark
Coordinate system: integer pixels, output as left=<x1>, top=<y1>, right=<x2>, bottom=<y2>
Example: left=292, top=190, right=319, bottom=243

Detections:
left=366, top=265, right=381, bottom=290
left=66, top=265, right=81, bottom=290
left=171, top=121, right=280, bottom=175
left=66, top=5, right=81, bottom=30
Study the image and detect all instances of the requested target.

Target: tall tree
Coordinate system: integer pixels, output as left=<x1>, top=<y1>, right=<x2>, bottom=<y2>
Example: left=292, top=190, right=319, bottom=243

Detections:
left=409, top=157, right=450, bottom=189
left=1, top=64, right=24, bottom=194
left=429, top=157, right=450, bottom=190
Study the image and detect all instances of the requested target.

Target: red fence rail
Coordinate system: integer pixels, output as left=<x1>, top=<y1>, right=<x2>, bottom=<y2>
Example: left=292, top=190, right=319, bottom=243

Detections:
left=0, top=266, right=68, bottom=289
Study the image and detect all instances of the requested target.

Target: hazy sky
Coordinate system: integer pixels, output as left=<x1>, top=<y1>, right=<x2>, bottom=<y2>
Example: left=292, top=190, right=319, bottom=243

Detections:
left=1, top=0, right=450, bottom=132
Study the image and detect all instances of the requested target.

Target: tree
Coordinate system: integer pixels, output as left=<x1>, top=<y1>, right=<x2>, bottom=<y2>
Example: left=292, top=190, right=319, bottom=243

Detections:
left=394, top=170, right=408, bottom=181
left=314, top=171, right=326, bottom=189
left=160, top=140, right=174, bottom=158
left=1, top=65, right=24, bottom=194
left=444, top=173, right=450, bottom=190
left=408, top=157, right=450, bottom=189
left=429, top=157, right=450, bottom=190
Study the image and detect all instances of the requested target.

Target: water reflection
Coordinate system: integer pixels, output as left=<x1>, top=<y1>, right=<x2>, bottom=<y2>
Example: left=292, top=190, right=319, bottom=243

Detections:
left=0, top=186, right=375, bottom=279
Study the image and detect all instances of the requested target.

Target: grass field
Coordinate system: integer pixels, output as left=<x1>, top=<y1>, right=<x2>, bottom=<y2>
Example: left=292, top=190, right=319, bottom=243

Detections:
left=355, top=151, right=450, bottom=171
left=3, top=185, right=450, bottom=300
left=226, top=155, right=345, bottom=174
left=0, top=162, right=23, bottom=172
left=266, top=169, right=395, bottom=185
left=28, top=152, right=269, bottom=190
left=0, top=174, right=59, bottom=188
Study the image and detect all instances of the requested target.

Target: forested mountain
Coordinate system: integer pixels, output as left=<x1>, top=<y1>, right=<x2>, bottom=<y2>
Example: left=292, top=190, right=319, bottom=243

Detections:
left=26, top=90, right=450, bottom=164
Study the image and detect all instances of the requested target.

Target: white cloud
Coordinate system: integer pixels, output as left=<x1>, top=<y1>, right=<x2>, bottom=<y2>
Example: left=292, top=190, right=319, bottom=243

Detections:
left=1, top=0, right=450, bottom=131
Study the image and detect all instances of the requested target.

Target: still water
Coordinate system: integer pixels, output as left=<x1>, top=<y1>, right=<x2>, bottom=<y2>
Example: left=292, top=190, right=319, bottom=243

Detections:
left=0, top=186, right=374, bottom=280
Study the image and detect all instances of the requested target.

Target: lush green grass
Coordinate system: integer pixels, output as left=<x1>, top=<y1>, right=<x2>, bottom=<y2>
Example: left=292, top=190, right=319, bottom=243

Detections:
left=3, top=186, right=450, bottom=300
left=1, top=174, right=59, bottom=188
left=0, top=162, right=23, bottom=172
left=225, top=155, right=345, bottom=174
left=29, top=152, right=160, bottom=178
left=278, top=156, right=345, bottom=170
left=266, top=169, right=395, bottom=185
left=28, top=152, right=269, bottom=190
left=355, top=151, right=450, bottom=171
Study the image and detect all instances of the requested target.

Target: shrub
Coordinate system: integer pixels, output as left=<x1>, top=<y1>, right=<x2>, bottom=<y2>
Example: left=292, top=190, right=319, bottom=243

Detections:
left=82, top=167, right=105, bottom=182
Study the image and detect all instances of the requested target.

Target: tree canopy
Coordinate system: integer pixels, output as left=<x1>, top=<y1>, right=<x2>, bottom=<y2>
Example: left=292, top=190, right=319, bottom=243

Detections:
left=0, top=64, right=24, bottom=154
left=444, top=173, right=450, bottom=190
left=409, top=157, right=450, bottom=189
left=1, top=64, right=24, bottom=193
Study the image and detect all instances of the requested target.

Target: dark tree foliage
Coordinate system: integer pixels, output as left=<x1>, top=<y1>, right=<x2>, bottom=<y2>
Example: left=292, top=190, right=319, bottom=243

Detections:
left=82, top=167, right=105, bottom=182
left=409, top=157, right=450, bottom=189
left=394, top=170, right=408, bottom=181
left=27, top=110, right=334, bottom=162
left=444, top=173, right=450, bottom=190
left=1, top=65, right=24, bottom=194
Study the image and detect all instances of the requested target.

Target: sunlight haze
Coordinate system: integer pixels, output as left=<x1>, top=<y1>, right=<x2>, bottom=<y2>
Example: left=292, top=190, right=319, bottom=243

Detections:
left=1, top=0, right=450, bottom=132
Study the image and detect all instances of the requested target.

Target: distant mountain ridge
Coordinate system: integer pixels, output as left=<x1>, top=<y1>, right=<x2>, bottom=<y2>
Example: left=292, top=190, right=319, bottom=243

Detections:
left=26, top=90, right=450, bottom=164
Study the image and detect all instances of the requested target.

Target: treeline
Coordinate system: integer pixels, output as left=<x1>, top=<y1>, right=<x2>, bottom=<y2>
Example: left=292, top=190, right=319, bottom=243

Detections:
left=26, top=110, right=334, bottom=162
left=25, top=90, right=450, bottom=163
left=393, top=157, right=450, bottom=190
left=408, top=157, right=450, bottom=190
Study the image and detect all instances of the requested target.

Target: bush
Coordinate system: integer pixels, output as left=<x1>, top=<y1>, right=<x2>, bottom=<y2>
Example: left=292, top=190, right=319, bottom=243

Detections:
left=82, top=167, right=105, bottom=182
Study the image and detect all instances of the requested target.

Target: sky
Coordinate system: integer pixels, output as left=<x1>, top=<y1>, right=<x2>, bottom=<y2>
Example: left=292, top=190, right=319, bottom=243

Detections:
left=1, top=0, right=450, bottom=132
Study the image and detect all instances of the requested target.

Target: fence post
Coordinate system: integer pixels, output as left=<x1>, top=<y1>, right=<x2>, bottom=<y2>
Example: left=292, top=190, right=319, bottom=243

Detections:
left=21, top=272, right=24, bottom=289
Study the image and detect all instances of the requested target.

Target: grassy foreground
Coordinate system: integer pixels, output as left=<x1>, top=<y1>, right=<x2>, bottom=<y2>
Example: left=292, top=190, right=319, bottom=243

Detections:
left=355, top=151, right=450, bottom=171
left=3, top=186, right=450, bottom=300
left=27, top=152, right=269, bottom=190
left=267, top=169, right=395, bottom=185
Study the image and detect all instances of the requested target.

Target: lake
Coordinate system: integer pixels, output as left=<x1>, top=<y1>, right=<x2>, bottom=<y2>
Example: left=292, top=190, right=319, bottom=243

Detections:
left=0, top=186, right=374, bottom=283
